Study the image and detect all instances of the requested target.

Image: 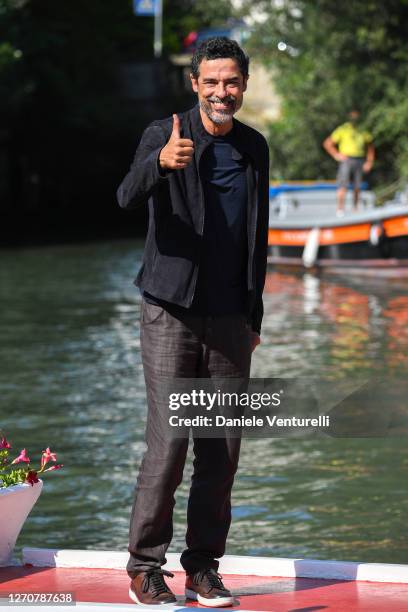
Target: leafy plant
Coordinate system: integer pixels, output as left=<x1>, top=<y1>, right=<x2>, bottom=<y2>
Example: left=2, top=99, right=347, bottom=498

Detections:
left=0, top=434, right=63, bottom=488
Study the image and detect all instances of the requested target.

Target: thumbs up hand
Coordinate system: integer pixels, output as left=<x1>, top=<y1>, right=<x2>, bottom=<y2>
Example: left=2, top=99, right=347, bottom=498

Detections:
left=159, top=114, right=194, bottom=170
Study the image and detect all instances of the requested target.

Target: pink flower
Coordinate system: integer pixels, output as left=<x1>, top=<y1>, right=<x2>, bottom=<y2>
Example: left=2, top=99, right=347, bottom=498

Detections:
left=11, top=448, right=30, bottom=464
left=41, top=447, right=57, bottom=468
left=43, top=464, right=63, bottom=472
left=25, top=470, right=39, bottom=486
left=0, top=436, right=11, bottom=449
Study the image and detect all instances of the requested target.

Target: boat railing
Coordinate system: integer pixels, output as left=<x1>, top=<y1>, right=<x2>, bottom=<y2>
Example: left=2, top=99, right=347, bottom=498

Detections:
left=270, top=189, right=376, bottom=220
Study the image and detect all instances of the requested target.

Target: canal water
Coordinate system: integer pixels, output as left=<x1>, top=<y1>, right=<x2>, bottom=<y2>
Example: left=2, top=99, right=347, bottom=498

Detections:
left=1, top=239, right=407, bottom=564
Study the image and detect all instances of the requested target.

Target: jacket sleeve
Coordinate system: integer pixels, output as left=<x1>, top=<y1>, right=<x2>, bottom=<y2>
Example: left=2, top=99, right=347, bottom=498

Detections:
left=251, top=140, right=270, bottom=335
left=116, top=122, right=171, bottom=209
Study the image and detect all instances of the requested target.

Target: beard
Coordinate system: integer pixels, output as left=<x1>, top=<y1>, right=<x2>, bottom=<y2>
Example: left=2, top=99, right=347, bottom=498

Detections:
left=199, top=95, right=239, bottom=125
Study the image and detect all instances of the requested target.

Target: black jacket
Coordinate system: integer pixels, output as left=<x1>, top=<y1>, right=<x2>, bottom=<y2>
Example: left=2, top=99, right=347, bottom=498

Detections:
left=117, top=104, right=270, bottom=334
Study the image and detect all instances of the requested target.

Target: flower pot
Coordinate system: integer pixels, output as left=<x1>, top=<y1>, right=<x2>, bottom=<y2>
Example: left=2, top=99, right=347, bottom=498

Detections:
left=0, top=479, right=43, bottom=566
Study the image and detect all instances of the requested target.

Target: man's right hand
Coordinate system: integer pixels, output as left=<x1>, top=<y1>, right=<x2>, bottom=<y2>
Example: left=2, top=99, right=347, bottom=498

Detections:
left=159, top=114, right=194, bottom=171
left=335, top=153, right=348, bottom=162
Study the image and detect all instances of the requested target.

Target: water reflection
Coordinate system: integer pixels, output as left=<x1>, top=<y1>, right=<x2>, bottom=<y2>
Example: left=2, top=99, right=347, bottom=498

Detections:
left=0, top=240, right=407, bottom=564
left=260, top=269, right=408, bottom=377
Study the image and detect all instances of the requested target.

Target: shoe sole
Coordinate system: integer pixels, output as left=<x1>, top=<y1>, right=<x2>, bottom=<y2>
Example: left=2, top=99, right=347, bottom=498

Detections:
left=185, top=588, right=234, bottom=608
left=128, top=586, right=176, bottom=607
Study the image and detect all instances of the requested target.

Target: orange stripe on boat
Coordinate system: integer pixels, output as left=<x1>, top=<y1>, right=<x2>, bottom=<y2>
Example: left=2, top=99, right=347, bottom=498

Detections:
left=269, top=224, right=372, bottom=246
left=383, top=216, right=408, bottom=238
left=269, top=216, right=408, bottom=247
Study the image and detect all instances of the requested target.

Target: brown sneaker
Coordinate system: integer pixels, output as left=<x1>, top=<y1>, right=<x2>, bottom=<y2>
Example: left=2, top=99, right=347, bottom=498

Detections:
left=185, top=568, right=234, bottom=607
left=128, top=568, right=177, bottom=605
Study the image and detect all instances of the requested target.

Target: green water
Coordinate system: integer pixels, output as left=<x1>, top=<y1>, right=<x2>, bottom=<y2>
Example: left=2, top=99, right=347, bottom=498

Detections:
left=1, top=239, right=407, bottom=564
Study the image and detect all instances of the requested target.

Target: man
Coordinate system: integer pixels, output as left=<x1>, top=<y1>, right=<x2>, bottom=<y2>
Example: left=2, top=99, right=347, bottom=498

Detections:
left=323, top=109, right=375, bottom=216
left=117, top=37, right=269, bottom=607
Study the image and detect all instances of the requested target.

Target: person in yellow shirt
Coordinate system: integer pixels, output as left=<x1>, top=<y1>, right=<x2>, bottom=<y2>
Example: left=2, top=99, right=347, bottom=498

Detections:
left=323, top=109, right=375, bottom=215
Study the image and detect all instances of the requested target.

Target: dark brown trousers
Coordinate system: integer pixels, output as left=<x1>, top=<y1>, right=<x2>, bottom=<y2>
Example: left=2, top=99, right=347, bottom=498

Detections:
left=126, top=300, right=252, bottom=577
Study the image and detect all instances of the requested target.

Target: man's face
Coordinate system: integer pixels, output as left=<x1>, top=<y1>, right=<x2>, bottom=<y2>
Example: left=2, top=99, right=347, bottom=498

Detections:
left=349, top=110, right=360, bottom=124
left=190, top=58, right=248, bottom=125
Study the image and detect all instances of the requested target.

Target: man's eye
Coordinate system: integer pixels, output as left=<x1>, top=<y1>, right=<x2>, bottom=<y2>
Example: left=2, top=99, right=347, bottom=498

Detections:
left=203, top=82, right=239, bottom=86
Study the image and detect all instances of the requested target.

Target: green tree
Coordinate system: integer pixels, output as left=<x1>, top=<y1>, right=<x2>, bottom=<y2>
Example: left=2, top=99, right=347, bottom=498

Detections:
left=163, top=0, right=236, bottom=53
left=241, top=0, right=408, bottom=186
left=0, top=0, right=236, bottom=229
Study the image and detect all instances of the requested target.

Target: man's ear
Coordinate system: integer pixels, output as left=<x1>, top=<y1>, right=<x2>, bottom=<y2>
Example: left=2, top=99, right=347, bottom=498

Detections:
left=190, top=73, right=199, bottom=93
left=243, top=75, right=249, bottom=92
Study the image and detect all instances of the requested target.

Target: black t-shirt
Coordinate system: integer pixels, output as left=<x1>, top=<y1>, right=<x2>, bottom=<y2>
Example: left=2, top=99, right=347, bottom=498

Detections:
left=144, top=126, right=248, bottom=315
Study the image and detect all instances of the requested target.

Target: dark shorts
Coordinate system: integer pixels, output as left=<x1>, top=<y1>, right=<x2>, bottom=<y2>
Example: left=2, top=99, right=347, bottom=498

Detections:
left=337, top=157, right=365, bottom=189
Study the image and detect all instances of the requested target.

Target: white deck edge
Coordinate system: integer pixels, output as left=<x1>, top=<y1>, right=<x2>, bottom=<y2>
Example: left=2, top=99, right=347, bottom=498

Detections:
left=22, top=548, right=408, bottom=584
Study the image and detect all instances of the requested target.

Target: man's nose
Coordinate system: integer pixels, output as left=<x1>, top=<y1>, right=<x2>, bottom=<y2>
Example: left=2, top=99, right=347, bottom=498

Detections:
left=214, top=82, right=227, bottom=98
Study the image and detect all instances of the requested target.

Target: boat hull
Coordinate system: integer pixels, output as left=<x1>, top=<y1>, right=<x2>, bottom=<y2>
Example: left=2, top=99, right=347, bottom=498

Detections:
left=267, top=255, right=408, bottom=277
left=268, top=216, right=408, bottom=274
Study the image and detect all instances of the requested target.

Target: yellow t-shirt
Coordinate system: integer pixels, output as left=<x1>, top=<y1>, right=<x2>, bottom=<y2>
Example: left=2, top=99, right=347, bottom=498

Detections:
left=330, top=122, right=373, bottom=157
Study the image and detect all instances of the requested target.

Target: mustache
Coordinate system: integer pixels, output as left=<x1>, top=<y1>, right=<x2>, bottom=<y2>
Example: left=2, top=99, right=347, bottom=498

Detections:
left=207, top=95, right=236, bottom=104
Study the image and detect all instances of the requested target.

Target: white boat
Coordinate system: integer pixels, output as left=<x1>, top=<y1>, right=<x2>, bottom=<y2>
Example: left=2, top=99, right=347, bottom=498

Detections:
left=268, top=182, right=408, bottom=274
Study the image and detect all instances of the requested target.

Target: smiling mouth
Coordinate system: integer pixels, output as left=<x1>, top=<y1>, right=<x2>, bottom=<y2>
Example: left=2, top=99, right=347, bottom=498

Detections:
left=210, top=100, right=234, bottom=111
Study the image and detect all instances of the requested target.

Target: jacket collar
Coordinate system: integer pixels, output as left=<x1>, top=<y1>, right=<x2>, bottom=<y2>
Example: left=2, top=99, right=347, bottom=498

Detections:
left=187, top=103, right=259, bottom=163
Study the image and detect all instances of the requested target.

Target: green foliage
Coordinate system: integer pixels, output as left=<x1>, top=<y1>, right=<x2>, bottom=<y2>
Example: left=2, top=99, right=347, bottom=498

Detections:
left=163, top=0, right=236, bottom=53
left=0, top=0, right=237, bottom=223
left=0, top=468, right=27, bottom=487
left=0, top=41, right=18, bottom=71
left=241, top=0, right=408, bottom=184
